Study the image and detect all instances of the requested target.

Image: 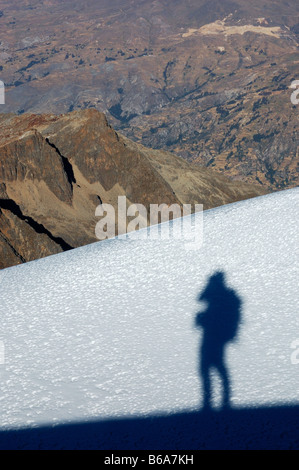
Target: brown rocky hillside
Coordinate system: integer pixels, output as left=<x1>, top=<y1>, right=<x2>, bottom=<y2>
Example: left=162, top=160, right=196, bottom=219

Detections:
left=0, top=0, right=298, bottom=189
left=0, top=109, right=267, bottom=269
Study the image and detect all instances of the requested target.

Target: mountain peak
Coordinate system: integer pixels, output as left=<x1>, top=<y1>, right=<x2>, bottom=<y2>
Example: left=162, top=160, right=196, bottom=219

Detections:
left=0, top=110, right=267, bottom=269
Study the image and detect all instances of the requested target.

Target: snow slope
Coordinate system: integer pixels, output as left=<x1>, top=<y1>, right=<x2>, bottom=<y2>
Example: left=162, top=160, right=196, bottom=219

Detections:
left=0, top=188, right=298, bottom=434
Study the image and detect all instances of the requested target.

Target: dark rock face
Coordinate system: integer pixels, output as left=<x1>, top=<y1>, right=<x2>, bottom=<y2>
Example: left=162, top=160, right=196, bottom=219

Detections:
left=0, top=130, right=73, bottom=203
left=0, top=109, right=267, bottom=269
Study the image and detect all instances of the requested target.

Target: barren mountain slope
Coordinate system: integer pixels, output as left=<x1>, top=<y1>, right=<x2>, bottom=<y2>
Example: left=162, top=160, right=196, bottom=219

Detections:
left=0, top=109, right=266, bottom=268
left=0, top=0, right=298, bottom=188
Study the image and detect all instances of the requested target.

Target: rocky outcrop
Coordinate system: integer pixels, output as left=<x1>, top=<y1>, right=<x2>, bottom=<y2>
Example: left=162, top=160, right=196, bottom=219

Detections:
left=0, top=109, right=267, bottom=269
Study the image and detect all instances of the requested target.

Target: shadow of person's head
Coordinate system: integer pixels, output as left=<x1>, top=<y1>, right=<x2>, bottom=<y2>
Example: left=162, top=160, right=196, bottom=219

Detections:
left=198, top=271, right=227, bottom=303
left=197, top=271, right=241, bottom=338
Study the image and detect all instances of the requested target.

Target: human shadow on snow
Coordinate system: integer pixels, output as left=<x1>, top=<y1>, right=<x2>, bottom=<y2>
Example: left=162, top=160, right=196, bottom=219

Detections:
left=195, top=271, right=241, bottom=410
left=0, top=271, right=298, bottom=449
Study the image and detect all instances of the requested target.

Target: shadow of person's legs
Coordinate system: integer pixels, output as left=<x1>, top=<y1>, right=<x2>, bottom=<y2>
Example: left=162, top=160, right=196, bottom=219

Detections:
left=217, top=361, right=230, bottom=409
left=201, top=362, right=212, bottom=410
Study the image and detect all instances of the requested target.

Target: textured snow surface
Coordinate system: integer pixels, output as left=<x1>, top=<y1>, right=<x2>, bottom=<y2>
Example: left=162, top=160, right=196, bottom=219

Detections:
left=0, top=188, right=298, bottom=431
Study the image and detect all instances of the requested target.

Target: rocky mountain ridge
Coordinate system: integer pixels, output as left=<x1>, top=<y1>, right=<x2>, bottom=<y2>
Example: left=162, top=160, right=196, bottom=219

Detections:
left=0, top=0, right=298, bottom=189
left=0, top=109, right=267, bottom=268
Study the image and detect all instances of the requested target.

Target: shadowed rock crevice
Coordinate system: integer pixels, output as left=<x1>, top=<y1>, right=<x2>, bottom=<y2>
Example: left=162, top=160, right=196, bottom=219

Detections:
left=0, top=199, right=73, bottom=252
left=45, top=138, right=77, bottom=188
left=0, top=227, right=26, bottom=264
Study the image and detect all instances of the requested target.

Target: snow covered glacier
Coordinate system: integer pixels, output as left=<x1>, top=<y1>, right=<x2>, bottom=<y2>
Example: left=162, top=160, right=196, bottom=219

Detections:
left=0, top=188, right=298, bottom=441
